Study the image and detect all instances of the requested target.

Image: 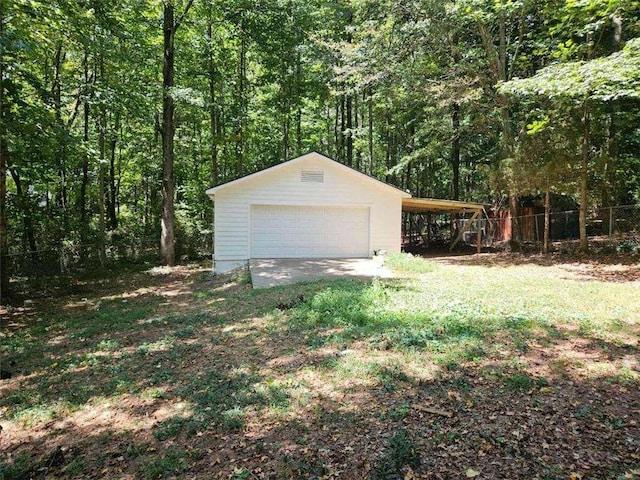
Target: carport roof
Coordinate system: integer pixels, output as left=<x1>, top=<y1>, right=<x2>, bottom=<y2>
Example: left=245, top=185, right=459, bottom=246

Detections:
left=402, top=197, right=486, bottom=214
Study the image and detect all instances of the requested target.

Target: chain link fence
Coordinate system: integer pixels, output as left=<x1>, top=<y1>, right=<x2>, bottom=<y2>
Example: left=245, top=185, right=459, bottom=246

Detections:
left=481, top=204, right=640, bottom=249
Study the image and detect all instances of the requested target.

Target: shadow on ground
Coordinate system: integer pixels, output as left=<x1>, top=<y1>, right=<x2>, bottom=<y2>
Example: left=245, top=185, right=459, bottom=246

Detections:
left=1, top=262, right=638, bottom=479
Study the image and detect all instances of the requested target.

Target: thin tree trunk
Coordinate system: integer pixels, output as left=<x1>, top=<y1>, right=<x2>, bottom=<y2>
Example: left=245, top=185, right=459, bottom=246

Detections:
left=334, top=100, right=340, bottom=160
left=451, top=102, right=460, bottom=201
left=346, top=95, right=353, bottom=167
left=339, top=96, right=345, bottom=163
left=53, top=42, right=69, bottom=239
left=9, top=169, right=37, bottom=262
left=543, top=187, right=550, bottom=254
left=108, top=113, right=119, bottom=230
left=355, top=93, right=361, bottom=170
left=385, top=108, right=393, bottom=183
left=235, top=22, right=247, bottom=174
left=80, top=49, right=90, bottom=247
left=295, top=51, right=302, bottom=156
left=207, top=18, right=219, bottom=185
left=161, top=2, right=177, bottom=266
left=98, top=54, right=107, bottom=264
left=579, top=101, right=590, bottom=252
left=368, top=88, right=373, bottom=175
left=0, top=6, right=8, bottom=296
left=282, top=60, right=290, bottom=162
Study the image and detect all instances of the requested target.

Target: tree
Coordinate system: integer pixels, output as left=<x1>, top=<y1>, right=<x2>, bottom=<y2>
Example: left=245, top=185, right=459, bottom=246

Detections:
left=500, top=38, right=640, bottom=251
left=161, top=0, right=195, bottom=266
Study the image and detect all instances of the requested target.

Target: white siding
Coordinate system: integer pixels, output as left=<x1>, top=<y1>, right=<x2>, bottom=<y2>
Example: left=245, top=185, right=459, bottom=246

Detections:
left=213, top=153, right=404, bottom=270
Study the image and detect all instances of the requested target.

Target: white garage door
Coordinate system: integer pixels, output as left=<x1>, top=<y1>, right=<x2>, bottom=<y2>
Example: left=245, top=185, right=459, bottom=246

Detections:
left=250, top=205, right=370, bottom=258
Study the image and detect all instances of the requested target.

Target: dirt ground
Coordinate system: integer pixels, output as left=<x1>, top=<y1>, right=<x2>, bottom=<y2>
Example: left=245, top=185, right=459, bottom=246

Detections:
left=1, top=253, right=639, bottom=479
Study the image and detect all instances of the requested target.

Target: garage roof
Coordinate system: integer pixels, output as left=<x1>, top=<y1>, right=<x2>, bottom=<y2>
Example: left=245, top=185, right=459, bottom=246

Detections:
left=402, top=198, right=485, bottom=214
left=206, top=152, right=411, bottom=198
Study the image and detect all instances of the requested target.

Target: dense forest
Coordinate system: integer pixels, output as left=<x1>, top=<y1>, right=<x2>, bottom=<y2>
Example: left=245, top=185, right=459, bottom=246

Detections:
left=1, top=0, right=639, bottom=290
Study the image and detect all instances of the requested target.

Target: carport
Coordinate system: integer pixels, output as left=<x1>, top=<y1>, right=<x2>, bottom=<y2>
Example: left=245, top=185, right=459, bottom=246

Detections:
left=402, top=198, right=487, bottom=253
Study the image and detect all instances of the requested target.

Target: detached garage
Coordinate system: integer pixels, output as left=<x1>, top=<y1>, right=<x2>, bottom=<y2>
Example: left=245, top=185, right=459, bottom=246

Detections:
left=205, top=152, right=410, bottom=273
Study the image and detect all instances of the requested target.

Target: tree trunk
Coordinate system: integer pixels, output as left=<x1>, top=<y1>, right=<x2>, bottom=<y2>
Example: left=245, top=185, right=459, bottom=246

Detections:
left=161, top=2, right=176, bottom=266
left=295, top=51, right=302, bottom=157
left=543, top=187, right=550, bottom=254
left=235, top=21, right=247, bottom=175
left=108, top=113, right=119, bottom=230
left=385, top=108, right=393, bottom=183
left=346, top=95, right=353, bottom=167
left=579, top=101, right=590, bottom=253
left=282, top=60, right=290, bottom=162
left=0, top=7, right=8, bottom=297
left=207, top=18, right=219, bottom=185
left=79, top=49, right=90, bottom=251
left=368, top=88, right=373, bottom=175
left=355, top=93, right=361, bottom=170
left=451, top=102, right=460, bottom=201
left=339, top=96, right=345, bottom=163
left=53, top=43, right=69, bottom=239
left=160, top=0, right=193, bottom=265
left=334, top=99, right=340, bottom=160
left=10, top=169, right=38, bottom=262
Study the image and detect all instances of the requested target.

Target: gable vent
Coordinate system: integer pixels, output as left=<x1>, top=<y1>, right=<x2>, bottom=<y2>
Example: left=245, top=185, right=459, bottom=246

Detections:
left=301, top=170, right=324, bottom=183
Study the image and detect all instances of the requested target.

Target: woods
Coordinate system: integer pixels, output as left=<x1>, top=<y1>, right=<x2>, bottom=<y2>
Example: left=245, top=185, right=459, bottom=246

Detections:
left=1, top=0, right=639, bottom=286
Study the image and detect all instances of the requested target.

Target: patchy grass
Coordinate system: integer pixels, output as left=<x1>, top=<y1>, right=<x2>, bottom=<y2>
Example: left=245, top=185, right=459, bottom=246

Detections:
left=1, top=255, right=639, bottom=479
left=385, top=252, right=438, bottom=273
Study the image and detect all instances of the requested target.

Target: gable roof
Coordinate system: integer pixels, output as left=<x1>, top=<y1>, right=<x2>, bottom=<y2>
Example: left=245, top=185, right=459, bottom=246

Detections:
left=205, top=152, right=411, bottom=198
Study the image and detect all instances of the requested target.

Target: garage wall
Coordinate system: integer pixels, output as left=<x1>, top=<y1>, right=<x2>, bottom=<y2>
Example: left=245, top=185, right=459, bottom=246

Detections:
left=213, top=154, right=404, bottom=272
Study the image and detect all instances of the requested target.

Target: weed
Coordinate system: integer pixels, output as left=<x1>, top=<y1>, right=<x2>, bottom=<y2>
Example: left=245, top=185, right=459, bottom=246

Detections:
left=221, top=406, right=245, bottom=431
left=62, top=457, right=86, bottom=475
left=140, top=387, right=169, bottom=400
left=372, top=427, right=420, bottom=479
left=616, top=239, right=640, bottom=254
left=229, top=467, right=253, bottom=479
left=388, top=402, right=411, bottom=421
left=11, top=401, right=71, bottom=426
left=375, top=363, right=411, bottom=391
left=139, top=448, right=189, bottom=479
left=174, top=325, right=196, bottom=338
left=0, top=452, right=33, bottom=480
left=96, top=339, right=120, bottom=350
left=504, top=373, right=534, bottom=391
left=153, top=416, right=190, bottom=441
left=503, top=372, right=546, bottom=391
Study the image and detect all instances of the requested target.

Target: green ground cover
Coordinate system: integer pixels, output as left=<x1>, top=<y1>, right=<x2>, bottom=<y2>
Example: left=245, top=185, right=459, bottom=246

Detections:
left=1, top=253, right=639, bottom=479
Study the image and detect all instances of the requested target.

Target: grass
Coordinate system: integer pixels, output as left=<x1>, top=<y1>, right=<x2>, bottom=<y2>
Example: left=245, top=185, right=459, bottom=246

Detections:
left=1, top=254, right=638, bottom=478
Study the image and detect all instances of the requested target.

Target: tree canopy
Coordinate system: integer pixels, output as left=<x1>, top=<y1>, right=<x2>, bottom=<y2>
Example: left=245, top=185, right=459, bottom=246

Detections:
left=500, top=38, right=640, bottom=101
left=1, top=0, right=639, bottom=287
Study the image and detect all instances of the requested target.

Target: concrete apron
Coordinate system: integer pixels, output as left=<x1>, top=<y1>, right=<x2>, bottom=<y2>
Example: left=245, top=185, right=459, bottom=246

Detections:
left=249, top=257, right=393, bottom=289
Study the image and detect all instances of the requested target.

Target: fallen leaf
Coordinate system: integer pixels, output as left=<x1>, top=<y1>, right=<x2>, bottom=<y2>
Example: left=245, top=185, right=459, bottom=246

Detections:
left=466, top=468, right=480, bottom=477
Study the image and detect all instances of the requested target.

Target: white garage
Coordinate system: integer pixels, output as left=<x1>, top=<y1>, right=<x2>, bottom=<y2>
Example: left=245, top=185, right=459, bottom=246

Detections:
left=206, top=152, right=410, bottom=273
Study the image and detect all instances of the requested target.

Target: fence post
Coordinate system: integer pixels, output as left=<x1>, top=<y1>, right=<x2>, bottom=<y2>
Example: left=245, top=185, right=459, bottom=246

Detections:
left=609, top=207, right=613, bottom=238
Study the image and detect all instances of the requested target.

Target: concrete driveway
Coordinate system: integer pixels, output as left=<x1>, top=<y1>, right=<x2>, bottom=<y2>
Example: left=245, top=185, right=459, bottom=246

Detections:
left=249, top=257, right=393, bottom=289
